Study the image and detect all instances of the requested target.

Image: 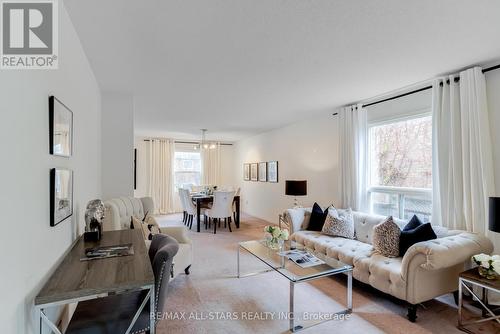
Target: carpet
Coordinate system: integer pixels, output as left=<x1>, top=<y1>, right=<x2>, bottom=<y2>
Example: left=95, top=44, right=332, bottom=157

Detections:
left=155, top=213, right=499, bottom=334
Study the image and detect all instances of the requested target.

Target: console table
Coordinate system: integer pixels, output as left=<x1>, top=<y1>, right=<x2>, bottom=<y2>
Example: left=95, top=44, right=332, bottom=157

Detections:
left=35, top=229, right=155, bottom=334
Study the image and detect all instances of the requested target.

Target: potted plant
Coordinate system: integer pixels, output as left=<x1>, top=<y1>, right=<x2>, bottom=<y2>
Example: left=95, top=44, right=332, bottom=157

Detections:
left=264, top=225, right=289, bottom=250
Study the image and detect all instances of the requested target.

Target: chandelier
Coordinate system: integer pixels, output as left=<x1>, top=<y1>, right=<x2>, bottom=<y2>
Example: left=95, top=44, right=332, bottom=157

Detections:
left=195, top=129, right=217, bottom=150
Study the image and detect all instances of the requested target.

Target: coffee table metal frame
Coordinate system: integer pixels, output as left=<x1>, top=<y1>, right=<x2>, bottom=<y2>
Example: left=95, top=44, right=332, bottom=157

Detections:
left=237, top=241, right=353, bottom=332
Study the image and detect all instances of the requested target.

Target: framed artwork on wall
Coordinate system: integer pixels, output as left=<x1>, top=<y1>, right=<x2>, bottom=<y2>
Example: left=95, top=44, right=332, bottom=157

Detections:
left=250, top=163, right=258, bottom=181
left=267, top=161, right=278, bottom=183
left=243, top=163, right=250, bottom=181
left=258, top=162, right=267, bottom=182
left=50, top=168, right=73, bottom=226
left=49, top=96, right=73, bottom=157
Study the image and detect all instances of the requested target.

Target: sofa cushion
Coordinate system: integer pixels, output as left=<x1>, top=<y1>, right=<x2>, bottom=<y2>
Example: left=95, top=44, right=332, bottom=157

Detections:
left=351, top=212, right=405, bottom=244
left=399, top=222, right=437, bottom=256
left=306, top=202, right=329, bottom=231
left=372, top=216, right=400, bottom=258
left=321, top=208, right=355, bottom=239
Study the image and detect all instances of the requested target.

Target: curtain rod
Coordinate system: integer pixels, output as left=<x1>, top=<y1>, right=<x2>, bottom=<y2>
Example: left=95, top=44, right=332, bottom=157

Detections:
left=332, top=63, right=500, bottom=115
left=143, top=139, right=233, bottom=146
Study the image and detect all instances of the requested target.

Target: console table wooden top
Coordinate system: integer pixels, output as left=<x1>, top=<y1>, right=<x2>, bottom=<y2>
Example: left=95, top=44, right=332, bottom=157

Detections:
left=35, top=229, right=154, bottom=306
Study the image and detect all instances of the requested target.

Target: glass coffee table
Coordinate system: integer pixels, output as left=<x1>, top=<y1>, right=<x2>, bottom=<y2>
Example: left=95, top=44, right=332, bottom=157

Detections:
left=237, top=240, right=353, bottom=332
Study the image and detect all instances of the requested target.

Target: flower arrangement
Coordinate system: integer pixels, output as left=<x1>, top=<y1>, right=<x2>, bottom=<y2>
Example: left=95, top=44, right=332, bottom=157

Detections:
left=471, top=253, right=500, bottom=279
left=264, top=226, right=289, bottom=250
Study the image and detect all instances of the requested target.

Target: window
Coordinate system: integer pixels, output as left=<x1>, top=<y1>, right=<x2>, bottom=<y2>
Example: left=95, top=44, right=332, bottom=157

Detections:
left=368, top=114, right=432, bottom=222
left=174, top=151, right=201, bottom=190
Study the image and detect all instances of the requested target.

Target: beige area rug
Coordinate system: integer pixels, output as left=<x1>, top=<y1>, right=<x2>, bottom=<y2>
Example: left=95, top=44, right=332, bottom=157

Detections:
left=155, top=213, right=499, bottom=334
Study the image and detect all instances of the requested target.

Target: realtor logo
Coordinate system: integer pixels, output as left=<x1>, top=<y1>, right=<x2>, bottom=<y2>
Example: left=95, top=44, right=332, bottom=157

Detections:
left=1, top=0, right=58, bottom=69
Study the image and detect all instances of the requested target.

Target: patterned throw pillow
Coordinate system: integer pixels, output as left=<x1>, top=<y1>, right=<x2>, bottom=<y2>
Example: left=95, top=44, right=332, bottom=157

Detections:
left=372, top=216, right=401, bottom=257
left=321, top=208, right=355, bottom=239
left=131, top=215, right=161, bottom=240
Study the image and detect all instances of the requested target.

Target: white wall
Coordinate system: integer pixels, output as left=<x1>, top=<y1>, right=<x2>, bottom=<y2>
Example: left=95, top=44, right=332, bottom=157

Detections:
left=101, top=92, right=134, bottom=199
left=0, top=2, right=101, bottom=333
left=485, top=70, right=500, bottom=252
left=233, top=114, right=340, bottom=223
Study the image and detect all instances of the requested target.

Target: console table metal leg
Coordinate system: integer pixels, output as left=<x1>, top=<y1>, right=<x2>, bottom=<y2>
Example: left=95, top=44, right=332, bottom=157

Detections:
left=39, top=308, right=62, bottom=334
left=458, top=278, right=463, bottom=327
left=237, top=245, right=240, bottom=278
left=150, top=286, right=156, bottom=334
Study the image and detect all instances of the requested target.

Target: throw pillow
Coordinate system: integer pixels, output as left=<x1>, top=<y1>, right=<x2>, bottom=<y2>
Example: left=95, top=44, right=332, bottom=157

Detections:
left=321, top=208, right=355, bottom=239
left=399, top=223, right=437, bottom=256
left=306, top=202, right=329, bottom=231
left=131, top=216, right=148, bottom=240
left=372, top=216, right=400, bottom=258
left=403, top=215, right=423, bottom=231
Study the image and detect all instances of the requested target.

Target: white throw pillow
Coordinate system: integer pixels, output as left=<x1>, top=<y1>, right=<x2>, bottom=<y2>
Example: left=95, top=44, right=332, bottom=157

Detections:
left=321, top=208, right=355, bottom=239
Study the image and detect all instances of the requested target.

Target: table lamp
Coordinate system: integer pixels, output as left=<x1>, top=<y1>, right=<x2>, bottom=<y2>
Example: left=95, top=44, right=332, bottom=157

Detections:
left=285, top=180, right=307, bottom=207
left=489, top=197, right=500, bottom=233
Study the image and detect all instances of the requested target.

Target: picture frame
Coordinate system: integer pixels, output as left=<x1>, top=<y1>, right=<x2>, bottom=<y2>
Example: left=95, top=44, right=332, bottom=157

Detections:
left=243, top=163, right=250, bottom=181
left=49, top=96, right=73, bottom=157
left=267, top=161, right=278, bottom=183
left=50, top=168, right=73, bottom=226
left=250, top=163, right=258, bottom=181
left=258, top=162, right=267, bottom=182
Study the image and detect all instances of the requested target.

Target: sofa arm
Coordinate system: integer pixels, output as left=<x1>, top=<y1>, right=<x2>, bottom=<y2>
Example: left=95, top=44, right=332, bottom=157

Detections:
left=401, top=232, right=493, bottom=274
left=283, top=208, right=311, bottom=234
left=160, top=226, right=192, bottom=244
left=140, top=197, right=155, bottom=216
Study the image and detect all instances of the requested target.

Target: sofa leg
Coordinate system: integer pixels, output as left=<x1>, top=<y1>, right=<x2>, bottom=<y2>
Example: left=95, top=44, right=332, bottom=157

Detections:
left=407, top=304, right=417, bottom=322
left=184, top=265, right=191, bottom=275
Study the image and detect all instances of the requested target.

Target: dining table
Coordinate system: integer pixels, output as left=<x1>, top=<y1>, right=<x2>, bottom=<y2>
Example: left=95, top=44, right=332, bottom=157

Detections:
left=191, top=194, right=240, bottom=232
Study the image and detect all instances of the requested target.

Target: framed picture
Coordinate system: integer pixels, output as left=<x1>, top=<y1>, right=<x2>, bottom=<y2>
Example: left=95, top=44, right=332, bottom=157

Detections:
left=258, top=162, right=267, bottom=182
left=50, top=168, right=73, bottom=226
left=250, top=163, right=258, bottom=181
left=49, top=96, right=73, bottom=157
left=267, top=161, right=278, bottom=183
left=243, top=163, right=250, bottom=181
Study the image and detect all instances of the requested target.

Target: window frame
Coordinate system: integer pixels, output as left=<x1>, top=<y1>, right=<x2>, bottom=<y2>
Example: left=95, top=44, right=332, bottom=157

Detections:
left=173, top=150, right=202, bottom=190
left=367, top=109, right=432, bottom=220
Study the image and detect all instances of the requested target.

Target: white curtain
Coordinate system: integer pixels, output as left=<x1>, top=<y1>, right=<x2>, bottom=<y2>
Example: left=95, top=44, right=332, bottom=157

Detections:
left=201, top=142, right=221, bottom=186
left=339, top=104, right=368, bottom=211
left=146, top=138, right=175, bottom=214
left=432, top=67, right=495, bottom=232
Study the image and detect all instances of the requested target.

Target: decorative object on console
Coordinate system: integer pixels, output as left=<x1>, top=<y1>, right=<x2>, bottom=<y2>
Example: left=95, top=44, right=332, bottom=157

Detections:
left=321, top=207, right=355, bottom=239
left=250, top=163, right=258, bottom=181
left=285, top=180, right=307, bottom=207
left=243, top=163, right=250, bottom=181
left=263, top=225, right=289, bottom=250
left=372, top=216, right=400, bottom=257
left=49, top=96, right=73, bottom=157
left=471, top=254, right=500, bottom=280
left=258, top=162, right=267, bottom=182
left=399, top=215, right=436, bottom=256
left=306, top=202, right=328, bottom=231
left=50, top=168, right=73, bottom=226
left=267, top=161, right=278, bottom=183
left=84, top=199, right=105, bottom=241
left=489, top=197, right=500, bottom=233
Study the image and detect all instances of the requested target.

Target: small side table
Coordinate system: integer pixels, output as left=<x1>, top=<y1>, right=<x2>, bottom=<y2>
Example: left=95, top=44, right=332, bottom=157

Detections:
left=458, top=268, right=500, bottom=333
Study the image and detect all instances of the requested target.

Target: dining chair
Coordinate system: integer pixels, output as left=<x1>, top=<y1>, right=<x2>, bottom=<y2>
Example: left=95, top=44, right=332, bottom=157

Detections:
left=204, top=191, right=235, bottom=234
left=179, top=188, right=188, bottom=224
left=66, top=234, right=179, bottom=334
left=183, top=189, right=199, bottom=230
left=232, top=187, right=240, bottom=222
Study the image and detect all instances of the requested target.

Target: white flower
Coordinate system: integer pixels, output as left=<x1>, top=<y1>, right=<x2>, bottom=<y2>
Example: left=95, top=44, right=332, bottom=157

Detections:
left=492, top=260, right=500, bottom=275
left=272, top=228, right=281, bottom=238
left=481, top=260, right=491, bottom=269
left=491, top=255, right=500, bottom=261
left=280, top=229, right=289, bottom=241
left=472, top=253, right=491, bottom=264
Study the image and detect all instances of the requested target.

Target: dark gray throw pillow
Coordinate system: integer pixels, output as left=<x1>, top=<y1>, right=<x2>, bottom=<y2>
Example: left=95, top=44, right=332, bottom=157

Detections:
left=403, top=214, right=423, bottom=231
left=399, top=222, right=437, bottom=256
left=306, top=202, right=329, bottom=231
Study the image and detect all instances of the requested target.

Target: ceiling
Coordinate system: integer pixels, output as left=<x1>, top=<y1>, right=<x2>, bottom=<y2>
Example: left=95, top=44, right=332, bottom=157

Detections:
left=64, top=0, right=500, bottom=142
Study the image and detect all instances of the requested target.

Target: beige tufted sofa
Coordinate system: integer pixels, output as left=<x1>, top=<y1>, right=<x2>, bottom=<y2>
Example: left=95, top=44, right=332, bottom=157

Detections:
left=284, top=207, right=493, bottom=321
left=103, top=196, right=193, bottom=278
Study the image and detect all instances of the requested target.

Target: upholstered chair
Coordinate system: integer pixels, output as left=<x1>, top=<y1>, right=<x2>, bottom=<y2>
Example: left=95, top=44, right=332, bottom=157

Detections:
left=205, top=191, right=235, bottom=234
